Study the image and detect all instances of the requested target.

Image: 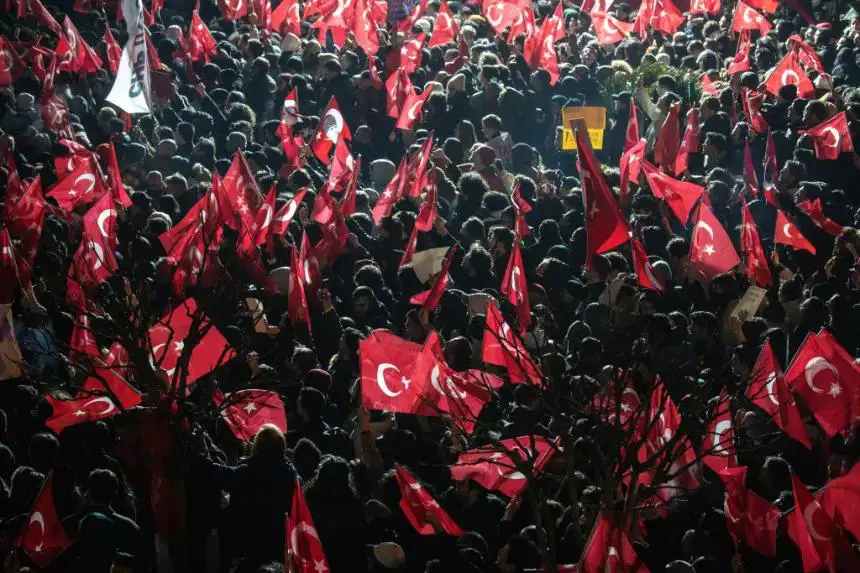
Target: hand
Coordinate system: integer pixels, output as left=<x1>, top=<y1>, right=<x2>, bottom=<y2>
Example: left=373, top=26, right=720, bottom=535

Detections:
left=434, top=217, right=448, bottom=236
left=266, top=325, right=281, bottom=336
left=195, top=83, right=206, bottom=97
left=319, top=288, right=334, bottom=312
left=347, top=233, right=359, bottom=248
left=358, top=407, right=371, bottom=431
left=502, top=496, right=523, bottom=521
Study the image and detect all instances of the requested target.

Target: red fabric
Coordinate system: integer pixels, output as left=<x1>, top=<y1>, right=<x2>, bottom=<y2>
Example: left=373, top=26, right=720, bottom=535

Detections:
left=775, top=209, right=816, bottom=255
left=428, top=0, right=459, bottom=47
left=789, top=33, right=825, bottom=73
left=414, top=167, right=437, bottom=231
left=655, top=103, right=680, bottom=169
left=0, top=37, right=25, bottom=86
left=728, top=31, right=751, bottom=74
left=731, top=0, right=772, bottom=34
left=740, top=199, right=773, bottom=288
left=400, top=33, right=426, bottom=74
left=576, top=130, right=630, bottom=266
left=220, top=151, right=265, bottom=234
left=310, top=97, right=352, bottom=164
left=501, top=241, right=531, bottom=334
left=702, top=392, right=737, bottom=473
left=641, top=161, right=703, bottom=224
left=0, top=229, right=21, bottom=304
left=395, top=88, right=431, bottom=131
left=360, top=330, right=423, bottom=412
left=45, top=394, right=121, bottom=433
left=147, top=299, right=236, bottom=390
left=803, top=112, right=854, bottom=160
left=395, top=464, right=464, bottom=535
left=287, top=480, right=330, bottom=573
left=798, top=199, right=843, bottom=237
left=271, top=0, right=301, bottom=35
left=581, top=514, right=647, bottom=573
left=631, top=237, right=665, bottom=293
left=764, top=51, right=815, bottom=99
left=385, top=68, right=414, bottom=120
left=674, top=107, right=700, bottom=176
left=218, top=0, right=247, bottom=20
left=748, top=340, right=811, bottom=447
left=410, top=245, right=456, bottom=311
left=590, top=11, right=632, bottom=44
left=217, top=389, right=287, bottom=441
left=450, top=436, right=556, bottom=498
left=187, top=11, right=218, bottom=62
left=689, top=202, right=740, bottom=279
left=481, top=300, right=543, bottom=386
left=288, top=244, right=311, bottom=325
left=784, top=330, right=860, bottom=438
left=14, top=474, right=71, bottom=567
left=690, top=0, right=720, bottom=14
left=718, top=467, right=780, bottom=556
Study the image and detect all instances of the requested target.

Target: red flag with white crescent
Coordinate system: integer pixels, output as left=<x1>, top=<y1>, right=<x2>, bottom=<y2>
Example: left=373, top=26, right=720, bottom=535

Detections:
left=775, top=209, right=816, bottom=255
left=500, top=241, right=530, bottom=334
left=14, top=474, right=71, bottom=567
left=310, top=97, right=352, bottom=164
left=450, top=436, right=556, bottom=498
left=747, top=340, right=810, bottom=447
left=763, top=51, right=815, bottom=99
left=802, top=112, right=854, bottom=161
left=395, top=464, right=464, bottom=535
left=287, top=480, right=330, bottom=573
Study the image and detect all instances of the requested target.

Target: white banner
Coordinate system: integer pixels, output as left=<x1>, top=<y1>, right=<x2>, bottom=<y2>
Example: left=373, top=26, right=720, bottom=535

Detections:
left=106, top=0, right=151, bottom=114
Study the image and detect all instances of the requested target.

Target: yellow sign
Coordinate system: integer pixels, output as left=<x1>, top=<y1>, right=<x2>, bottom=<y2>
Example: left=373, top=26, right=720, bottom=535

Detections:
left=561, top=106, right=606, bottom=150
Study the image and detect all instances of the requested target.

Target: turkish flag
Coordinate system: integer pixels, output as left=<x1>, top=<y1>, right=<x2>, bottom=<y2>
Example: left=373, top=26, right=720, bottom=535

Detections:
left=590, top=11, right=632, bottom=45
left=360, top=330, right=423, bottom=412
left=414, top=168, right=437, bottom=231
left=748, top=340, right=811, bottom=447
left=0, top=37, right=25, bottom=87
left=371, top=154, right=409, bottom=226
left=788, top=473, right=860, bottom=573
left=689, top=202, right=740, bottom=280
left=187, top=11, right=218, bottom=62
left=580, top=514, right=647, bottom=573
left=747, top=0, right=777, bottom=11
left=410, top=331, right=491, bottom=428
left=400, top=33, right=426, bottom=74
left=620, top=139, right=646, bottom=204
left=47, top=157, right=105, bottom=211
left=624, top=100, right=641, bottom=153
left=313, top=208, right=349, bottom=264
left=740, top=199, right=773, bottom=288
left=288, top=244, right=311, bottom=326
left=775, top=209, right=816, bottom=255
left=45, top=394, right=121, bottom=433
left=731, top=0, right=772, bottom=34
left=529, top=15, right=559, bottom=84
left=67, top=193, right=118, bottom=306
left=399, top=224, right=420, bottom=269
left=719, top=467, right=780, bottom=556
left=483, top=0, right=524, bottom=35
left=271, top=0, right=301, bottom=35
left=798, top=199, right=843, bottom=237
left=742, top=88, right=769, bottom=134
left=655, top=102, right=681, bottom=169
left=637, top=378, right=701, bottom=505
left=764, top=129, right=779, bottom=190
left=690, top=0, right=720, bottom=14
left=501, top=241, right=531, bottom=334
left=270, top=188, right=307, bottom=242
left=385, top=67, right=414, bottom=120
left=785, top=330, right=860, bottom=438
left=160, top=181, right=223, bottom=253
left=0, top=229, right=22, bottom=304
left=395, top=88, right=431, bottom=131
left=395, top=464, right=464, bottom=535
left=95, top=144, right=130, bottom=209
left=147, top=299, right=235, bottom=389
left=353, top=0, right=380, bottom=55
left=631, top=237, right=665, bottom=293
left=818, top=462, right=860, bottom=543
left=451, top=436, right=556, bottom=498
left=803, top=112, right=854, bottom=160
left=15, top=474, right=71, bottom=567
left=577, top=130, right=629, bottom=266
left=649, top=0, right=684, bottom=35
left=507, top=5, right=536, bottom=43
left=299, top=232, right=322, bottom=289
left=728, top=31, right=751, bottom=74
left=54, top=138, right=97, bottom=179
left=674, top=107, right=700, bottom=176
left=287, top=480, right=330, bottom=573
left=481, top=300, right=543, bottom=386
left=18, top=0, right=63, bottom=34
left=589, top=372, right=641, bottom=429
left=764, top=51, right=815, bottom=99
left=218, top=0, right=247, bottom=20
left=406, top=133, right=434, bottom=198
left=703, top=392, right=737, bottom=473
left=310, top=97, right=352, bottom=164
left=220, top=151, right=264, bottom=234
left=641, top=161, right=703, bottom=225
left=340, top=156, right=360, bottom=217
left=428, top=0, right=459, bottom=47
left=4, top=174, right=45, bottom=242
left=410, top=245, right=457, bottom=311
left=511, top=181, right=533, bottom=238
left=789, top=33, right=825, bottom=74
left=217, top=389, right=287, bottom=441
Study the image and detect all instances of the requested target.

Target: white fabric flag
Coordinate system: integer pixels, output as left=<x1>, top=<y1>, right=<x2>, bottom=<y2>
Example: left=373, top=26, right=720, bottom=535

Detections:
left=106, top=0, right=151, bottom=114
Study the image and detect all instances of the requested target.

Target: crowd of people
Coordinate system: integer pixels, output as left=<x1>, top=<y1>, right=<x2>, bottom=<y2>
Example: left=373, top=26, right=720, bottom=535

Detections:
left=2, top=0, right=860, bottom=570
